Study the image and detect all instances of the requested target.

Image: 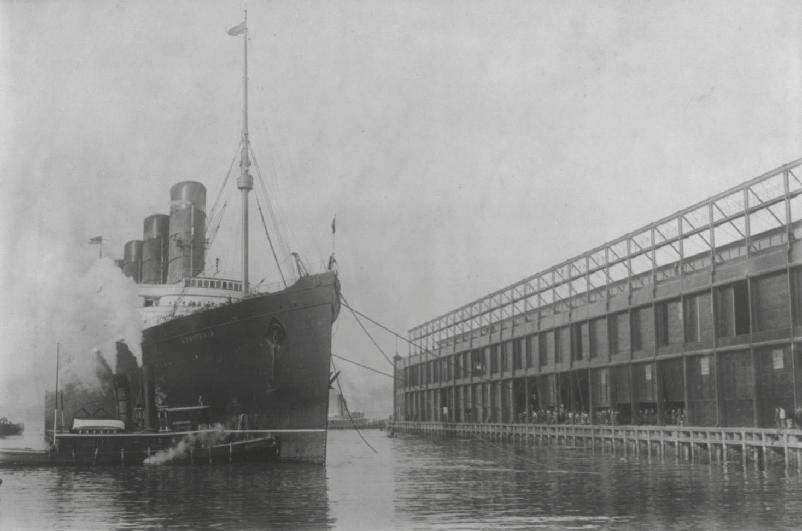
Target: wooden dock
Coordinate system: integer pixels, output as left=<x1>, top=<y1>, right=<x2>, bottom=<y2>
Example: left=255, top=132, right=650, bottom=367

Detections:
left=390, top=421, right=802, bottom=469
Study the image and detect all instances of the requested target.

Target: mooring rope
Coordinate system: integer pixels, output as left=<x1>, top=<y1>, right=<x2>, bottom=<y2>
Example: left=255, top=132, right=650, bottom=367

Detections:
left=330, top=357, right=378, bottom=454
left=331, top=353, right=397, bottom=380
left=341, top=293, right=395, bottom=367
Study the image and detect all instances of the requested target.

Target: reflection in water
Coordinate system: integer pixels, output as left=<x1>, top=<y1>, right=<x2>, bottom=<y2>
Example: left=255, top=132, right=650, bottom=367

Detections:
left=3, top=428, right=802, bottom=529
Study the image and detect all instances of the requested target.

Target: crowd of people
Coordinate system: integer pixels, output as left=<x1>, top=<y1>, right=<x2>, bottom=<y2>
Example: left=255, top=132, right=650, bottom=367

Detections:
left=775, top=406, right=802, bottom=429
left=512, top=404, right=802, bottom=428
left=518, top=404, right=689, bottom=426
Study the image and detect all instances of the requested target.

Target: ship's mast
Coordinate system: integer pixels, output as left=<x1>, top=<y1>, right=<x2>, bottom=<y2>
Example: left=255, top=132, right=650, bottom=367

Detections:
left=236, top=10, right=253, bottom=296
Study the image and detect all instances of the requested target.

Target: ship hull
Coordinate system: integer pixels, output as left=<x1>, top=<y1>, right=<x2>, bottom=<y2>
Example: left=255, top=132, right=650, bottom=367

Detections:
left=141, top=271, right=340, bottom=464
left=47, top=430, right=281, bottom=465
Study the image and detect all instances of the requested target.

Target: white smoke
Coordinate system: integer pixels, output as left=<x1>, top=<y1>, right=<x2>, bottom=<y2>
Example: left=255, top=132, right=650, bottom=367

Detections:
left=49, top=258, right=143, bottom=387
left=0, top=156, right=144, bottom=414
left=142, top=424, right=227, bottom=465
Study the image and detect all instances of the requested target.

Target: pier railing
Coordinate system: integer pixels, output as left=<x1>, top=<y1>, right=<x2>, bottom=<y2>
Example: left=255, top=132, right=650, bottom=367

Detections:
left=390, top=420, right=802, bottom=468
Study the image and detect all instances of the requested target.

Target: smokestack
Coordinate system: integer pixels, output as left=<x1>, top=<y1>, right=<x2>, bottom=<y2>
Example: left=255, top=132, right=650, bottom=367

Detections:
left=123, top=240, right=143, bottom=283
left=142, top=214, right=169, bottom=284
left=167, top=181, right=206, bottom=283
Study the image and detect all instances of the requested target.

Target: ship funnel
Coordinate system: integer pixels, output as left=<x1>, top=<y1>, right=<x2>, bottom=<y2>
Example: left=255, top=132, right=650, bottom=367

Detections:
left=142, top=214, right=169, bottom=284
left=122, top=240, right=143, bottom=283
left=167, top=181, right=206, bottom=283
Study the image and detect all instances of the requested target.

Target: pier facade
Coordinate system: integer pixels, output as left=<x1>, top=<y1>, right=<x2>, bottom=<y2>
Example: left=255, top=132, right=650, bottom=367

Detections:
left=395, top=159, right=802, bottom=429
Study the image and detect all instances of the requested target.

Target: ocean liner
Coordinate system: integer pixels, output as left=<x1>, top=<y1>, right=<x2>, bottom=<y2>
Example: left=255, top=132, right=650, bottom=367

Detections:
left=46, top=13, right=340, bottom=465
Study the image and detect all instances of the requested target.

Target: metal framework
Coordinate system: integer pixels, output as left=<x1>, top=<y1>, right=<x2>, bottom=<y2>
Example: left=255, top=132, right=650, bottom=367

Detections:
left=408, top=159, right=802, bottom=355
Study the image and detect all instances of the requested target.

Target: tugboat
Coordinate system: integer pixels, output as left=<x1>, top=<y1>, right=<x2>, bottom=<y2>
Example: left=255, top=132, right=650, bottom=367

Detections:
left=0, top=418, right=23, bottom=437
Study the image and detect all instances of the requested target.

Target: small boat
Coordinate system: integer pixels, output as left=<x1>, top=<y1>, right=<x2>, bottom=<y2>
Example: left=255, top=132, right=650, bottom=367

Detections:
left=0, top=418, right=24, bottom=437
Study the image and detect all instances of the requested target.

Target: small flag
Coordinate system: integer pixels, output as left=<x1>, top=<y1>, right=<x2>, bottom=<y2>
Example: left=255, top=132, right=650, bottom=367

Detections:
left=331, top=216, right=336, bottom=235
left=89, top=236, right=102, bottom=244
left=227, top=21, right=247, bottom=36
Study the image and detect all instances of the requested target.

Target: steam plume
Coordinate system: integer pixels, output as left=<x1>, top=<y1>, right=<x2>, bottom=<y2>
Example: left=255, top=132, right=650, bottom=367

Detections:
left=142, top=424, right=227, bottom=465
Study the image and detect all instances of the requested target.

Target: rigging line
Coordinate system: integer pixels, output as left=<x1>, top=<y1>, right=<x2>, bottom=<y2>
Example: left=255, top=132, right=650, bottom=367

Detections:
left=341, top=298, right=409, bottom=344
left=206, top=200, right=228, bottom=249
left=330, top=357, right=378, bottom=454
left=341, top=297, right=447, bottom=362
left=208, top=141, right=241, bottom=224
left=249, top=144, right=289, bottom=253
left=249, top=146, right=291, bottom=260
left=341, top=293, right=395, bottom=367
left=331, top=353, right=401, bottom=381
left=254, top=195, right=288, bottom=288
left=340, top=295, right=496, bottom=385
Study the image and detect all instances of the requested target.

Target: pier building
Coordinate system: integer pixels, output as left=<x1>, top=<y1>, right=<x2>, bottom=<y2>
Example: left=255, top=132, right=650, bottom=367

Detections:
left=395, top=159, right=802, bottom=429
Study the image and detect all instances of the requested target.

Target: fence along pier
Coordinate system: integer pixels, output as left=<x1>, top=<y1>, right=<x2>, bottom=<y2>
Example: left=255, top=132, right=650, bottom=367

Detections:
left=390, top=421, right=802, bottom=469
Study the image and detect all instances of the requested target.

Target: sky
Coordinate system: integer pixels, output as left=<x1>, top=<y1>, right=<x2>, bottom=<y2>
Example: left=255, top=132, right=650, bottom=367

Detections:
left=0, top=0, right=800, bottom=418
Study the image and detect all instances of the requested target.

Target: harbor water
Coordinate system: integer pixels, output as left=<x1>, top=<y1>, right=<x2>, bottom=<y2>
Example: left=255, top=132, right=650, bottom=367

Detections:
left=2, top=425, right=802, bottom=529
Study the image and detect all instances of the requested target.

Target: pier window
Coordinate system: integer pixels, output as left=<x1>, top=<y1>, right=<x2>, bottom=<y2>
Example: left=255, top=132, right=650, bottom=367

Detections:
left=631, top=306, right=653, bottom=354
left=631, top=310, right=642, bottom=351
left=514, top=338, right=524, bottom=370
left=525, top=335, right=535, bottom=368
left=556, top=327, right=569, bottom=364
left=591, top=368, right=610, bottom=410
left=751, top=272, right=789, bottom=334
left=490, top=344, right=500, bottom=374
left=609, top=312, right=630, bottom=355
left=502, top=341, right=513, bottom=373
left=589, top=317, right=608, bottom=359
left=538, top=334, right=548, bottom=367
left=793, top=268, right=802, bottom=327
left=684, top=295, right=700, bottom=343
left=608, top=316, right=618, bottom=354
left=687, top=355, right=717, bottom=426
left=755, top=346, right=794, bottom=427
left=655, top=303, right=668, bottom=346
left=471, top=349, right=484, bottom=376
left=656, top=299, right=682, bottom=348
left=718, top=350, right=754, bottom=426
left=716, top=280, right=750, bottom=338
left=552, top=329, right=561, bottom=364
left=454, top=354, right=461, bottom=380
left=658, top=358, right=686, bottom=422
left=526, top=334, right=537, bottom=368
left=536, top=374, right=556, bottom=409
left=571, top=323, right=583, bottom=360
left=633, top=362, right=656, bottom=424
left=610, top=365, right=632, bottom=424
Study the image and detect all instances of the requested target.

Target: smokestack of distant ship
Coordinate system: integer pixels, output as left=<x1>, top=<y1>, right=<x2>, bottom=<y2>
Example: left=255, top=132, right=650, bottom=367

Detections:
left=142, top=214, right=169, bottom=284
left=122, top=240, right=143, bottom=283
left=167, top=181, right=206, bottom=283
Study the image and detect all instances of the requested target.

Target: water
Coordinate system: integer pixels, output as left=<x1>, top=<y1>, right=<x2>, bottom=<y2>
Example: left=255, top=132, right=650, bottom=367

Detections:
left=2, top=425, right=802, bottom=530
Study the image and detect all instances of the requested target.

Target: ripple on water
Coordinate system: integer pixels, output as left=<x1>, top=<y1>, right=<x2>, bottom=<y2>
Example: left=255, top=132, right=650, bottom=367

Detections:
left=3, top=429, right=802, bottom=529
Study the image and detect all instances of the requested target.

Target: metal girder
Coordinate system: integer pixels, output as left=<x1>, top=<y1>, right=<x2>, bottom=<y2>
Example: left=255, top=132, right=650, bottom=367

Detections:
left=407, top=159, right=802, bottom=352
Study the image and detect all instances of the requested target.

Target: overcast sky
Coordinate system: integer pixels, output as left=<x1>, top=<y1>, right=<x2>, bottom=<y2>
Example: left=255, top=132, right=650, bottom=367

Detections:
left=1, top=0, right=800, bottom=417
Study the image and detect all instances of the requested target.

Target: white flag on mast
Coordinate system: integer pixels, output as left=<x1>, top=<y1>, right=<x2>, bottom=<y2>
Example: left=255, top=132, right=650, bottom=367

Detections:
left=227, top=21, right=246, bottom=36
